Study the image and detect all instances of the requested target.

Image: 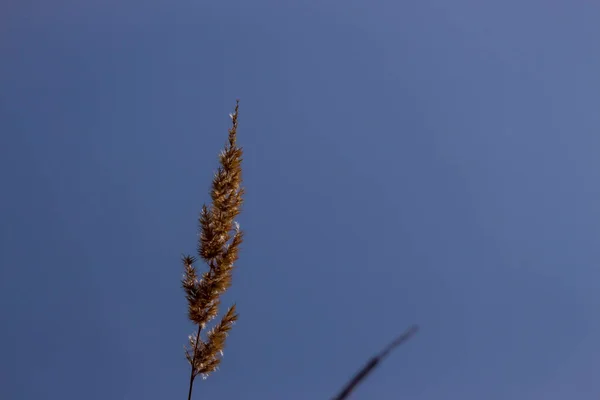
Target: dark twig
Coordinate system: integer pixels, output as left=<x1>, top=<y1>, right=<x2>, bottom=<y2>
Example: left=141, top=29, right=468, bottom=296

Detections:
left=187, top=324, right=202, bottom=400
left=332, top=325, right=419, bottom=400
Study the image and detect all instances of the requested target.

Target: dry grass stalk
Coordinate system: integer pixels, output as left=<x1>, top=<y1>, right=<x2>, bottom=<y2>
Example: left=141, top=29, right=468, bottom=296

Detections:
left=181, top=100, right=244, bottom=400
left=332, top=325, right=419, bottom=400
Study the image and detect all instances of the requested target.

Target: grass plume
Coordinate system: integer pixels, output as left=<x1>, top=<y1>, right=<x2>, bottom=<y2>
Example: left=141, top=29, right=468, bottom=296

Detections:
left=181, top=100, right=244, bottom=400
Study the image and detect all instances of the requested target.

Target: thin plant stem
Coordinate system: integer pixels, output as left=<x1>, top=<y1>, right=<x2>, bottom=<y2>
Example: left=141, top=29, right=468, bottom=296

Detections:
left=187, top=324, right=202, bottom=400
left=332, top=325, right=419, bottom=400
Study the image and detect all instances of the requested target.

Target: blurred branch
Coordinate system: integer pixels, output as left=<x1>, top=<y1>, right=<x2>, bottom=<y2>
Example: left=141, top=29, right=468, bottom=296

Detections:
left=332, top=325, right=419, bottom=400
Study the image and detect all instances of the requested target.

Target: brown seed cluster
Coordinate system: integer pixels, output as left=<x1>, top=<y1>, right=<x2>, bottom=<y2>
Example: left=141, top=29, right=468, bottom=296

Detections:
left=182, top=100, right=244, bottom=380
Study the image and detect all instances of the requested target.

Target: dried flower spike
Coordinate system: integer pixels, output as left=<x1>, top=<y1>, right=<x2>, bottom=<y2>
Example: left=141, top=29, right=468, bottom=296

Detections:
left=181, top=100, right=244, bottom=400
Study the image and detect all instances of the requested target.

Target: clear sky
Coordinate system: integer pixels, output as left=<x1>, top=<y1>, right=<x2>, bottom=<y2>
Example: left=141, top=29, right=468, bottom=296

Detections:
left=1, top=1, right=600, bottom=399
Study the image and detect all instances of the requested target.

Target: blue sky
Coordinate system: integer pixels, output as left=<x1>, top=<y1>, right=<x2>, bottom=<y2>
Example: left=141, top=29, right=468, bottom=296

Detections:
left=1, top=1, right=600, bottom=399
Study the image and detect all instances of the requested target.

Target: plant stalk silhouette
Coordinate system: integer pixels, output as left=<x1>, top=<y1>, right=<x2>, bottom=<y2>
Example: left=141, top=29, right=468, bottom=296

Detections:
left=332, top=325, right=419, bottom=400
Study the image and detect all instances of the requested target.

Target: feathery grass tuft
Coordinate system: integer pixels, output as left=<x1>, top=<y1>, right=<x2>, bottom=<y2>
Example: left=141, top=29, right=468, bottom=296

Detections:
left=181, top=100, right=244, bottom=399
